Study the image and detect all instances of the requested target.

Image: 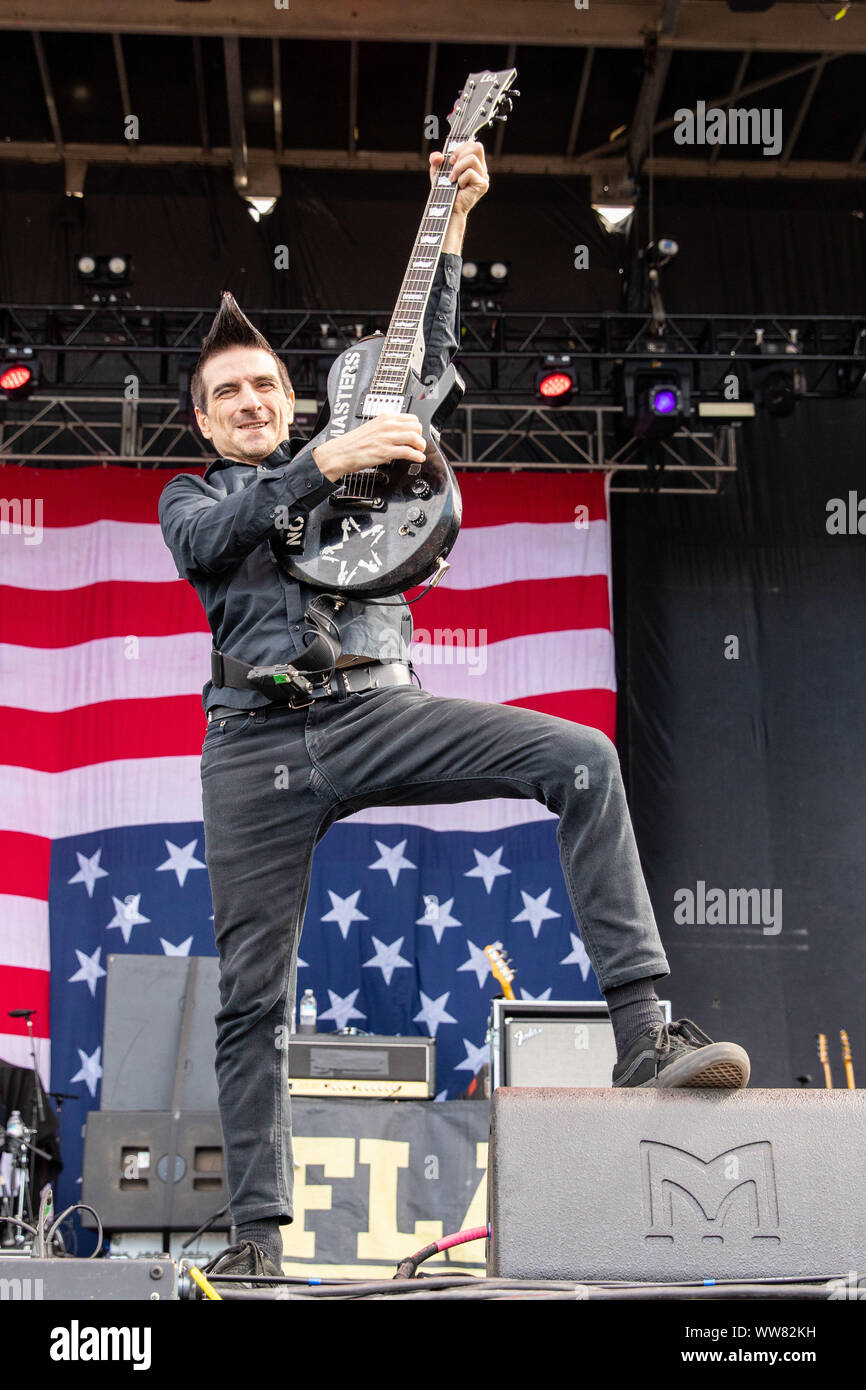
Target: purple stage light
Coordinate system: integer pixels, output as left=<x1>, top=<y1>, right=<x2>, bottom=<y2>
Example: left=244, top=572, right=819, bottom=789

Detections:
left=651, top=387, right=677, bottom=415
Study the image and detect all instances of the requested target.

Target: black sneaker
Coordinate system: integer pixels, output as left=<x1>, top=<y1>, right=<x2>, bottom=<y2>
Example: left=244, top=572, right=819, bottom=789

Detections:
left=612, top=1018, right=750, bottom=1089
left=200, top=1240, right=282, bottom=1285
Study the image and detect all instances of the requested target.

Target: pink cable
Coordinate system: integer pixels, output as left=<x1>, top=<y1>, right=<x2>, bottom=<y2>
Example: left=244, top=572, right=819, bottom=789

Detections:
left=435, top=1224, right=490, bottom=1253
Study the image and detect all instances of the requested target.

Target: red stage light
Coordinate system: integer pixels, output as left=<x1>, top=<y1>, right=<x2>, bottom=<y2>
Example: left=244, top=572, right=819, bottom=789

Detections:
left=0, top=364, right=33, bottom=393
left=537, top=371, right=573, bottom=399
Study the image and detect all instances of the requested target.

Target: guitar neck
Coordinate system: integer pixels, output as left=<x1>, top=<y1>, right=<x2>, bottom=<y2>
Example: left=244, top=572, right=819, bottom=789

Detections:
left=369, top=141, right=462, bottom=400
left=360, top=66, right=518, bottom=405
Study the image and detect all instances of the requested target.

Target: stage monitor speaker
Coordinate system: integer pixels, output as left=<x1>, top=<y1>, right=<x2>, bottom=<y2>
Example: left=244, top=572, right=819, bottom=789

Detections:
left=101, top=954, right=220, bottom=1110
left=487, top=1087, right=866, bottom=1282
left=81, top=1110, right=229, bottom=1232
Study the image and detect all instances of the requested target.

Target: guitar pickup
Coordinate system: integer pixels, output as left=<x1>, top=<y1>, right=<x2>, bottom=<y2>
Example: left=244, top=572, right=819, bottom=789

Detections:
left=328, top=494, right=385, bottom=510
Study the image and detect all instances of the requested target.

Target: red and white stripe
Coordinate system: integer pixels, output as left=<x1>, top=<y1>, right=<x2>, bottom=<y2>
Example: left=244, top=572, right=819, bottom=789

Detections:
left=0, top=463, right=614, bottom=1072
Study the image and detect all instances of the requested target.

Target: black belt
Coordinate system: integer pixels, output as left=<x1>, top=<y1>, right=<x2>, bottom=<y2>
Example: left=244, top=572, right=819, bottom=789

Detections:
left=207, top=659, right=414, bottom=720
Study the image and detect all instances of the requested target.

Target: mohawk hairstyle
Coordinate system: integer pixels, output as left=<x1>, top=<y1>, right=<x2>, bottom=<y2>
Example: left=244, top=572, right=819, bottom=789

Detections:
left=189, top=290, right=292, bottom=416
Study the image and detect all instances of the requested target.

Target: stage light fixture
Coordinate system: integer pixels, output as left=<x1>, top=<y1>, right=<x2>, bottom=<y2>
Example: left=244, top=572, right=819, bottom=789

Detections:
left=0, top=364, right=32, bottom=393
left=460, top=260, right=510, bottom=294
left=536, top=354, right=576, bottom=402
left=621, top=360, right=691, bottom=441
left=241, top=159, right=282, bottom=223
left=75, top=254, right=132, bottom=285
left=650, top=385, right=679, bottom=416
left=245, top=196, right=277, bottom=223
left=0, top=348, right=40, bottom=399
left=755, top=368, right=800, bottom=417
left=751, top=328, right=807, bottom=418
left=591, top=168, right=636, bottom=235
left=64, top=158, right=87, bottom=199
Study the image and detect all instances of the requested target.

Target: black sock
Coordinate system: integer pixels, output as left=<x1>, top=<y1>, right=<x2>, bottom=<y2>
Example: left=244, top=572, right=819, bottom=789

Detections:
left=236, top=1217, right=283, bottom=1267
left=604, top=977, right=665, bottom=1060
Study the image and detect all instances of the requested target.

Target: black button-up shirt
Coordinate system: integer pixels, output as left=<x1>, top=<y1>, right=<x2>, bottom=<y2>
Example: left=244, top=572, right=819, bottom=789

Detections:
left=158, top=252, right=462, bottom=711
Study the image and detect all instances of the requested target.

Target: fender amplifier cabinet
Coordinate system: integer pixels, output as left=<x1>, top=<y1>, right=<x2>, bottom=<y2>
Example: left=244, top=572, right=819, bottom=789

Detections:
left=490, top=999, right=671, bottom=1090
left=287, top=1035, right=435, bottom=1098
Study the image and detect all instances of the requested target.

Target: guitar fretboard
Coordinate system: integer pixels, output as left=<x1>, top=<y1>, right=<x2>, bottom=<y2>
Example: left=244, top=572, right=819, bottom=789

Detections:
left=368, top=140, right=464, bottom=400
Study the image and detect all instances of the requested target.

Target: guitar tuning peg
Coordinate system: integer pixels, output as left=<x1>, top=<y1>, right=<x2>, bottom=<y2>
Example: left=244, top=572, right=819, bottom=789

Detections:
left=511, top=89, right=521, bottom=98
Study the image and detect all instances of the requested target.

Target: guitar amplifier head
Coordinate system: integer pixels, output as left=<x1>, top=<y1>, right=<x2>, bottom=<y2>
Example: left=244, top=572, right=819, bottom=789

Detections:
left=490, top=999, right=671, bottom=1090
left=287, top=1034, right=435, bottom=1099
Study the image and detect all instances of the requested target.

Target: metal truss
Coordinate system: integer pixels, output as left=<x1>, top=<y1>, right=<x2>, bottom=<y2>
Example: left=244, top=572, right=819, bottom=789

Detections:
left=1, top=306, right=863, bottom=402
left=0, top=394, right=740, bottom=495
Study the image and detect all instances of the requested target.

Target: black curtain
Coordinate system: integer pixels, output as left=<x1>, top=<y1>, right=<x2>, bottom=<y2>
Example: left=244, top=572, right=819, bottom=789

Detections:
left=1, top=162, right=864, bottom=313
left=612, top=398, right=866, bottom=1086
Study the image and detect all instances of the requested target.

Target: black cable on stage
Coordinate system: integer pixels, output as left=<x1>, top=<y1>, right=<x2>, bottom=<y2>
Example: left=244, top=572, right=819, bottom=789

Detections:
left=198, top=1273, right=856, bottom=1301
left=46, top=1202, right=104, bottom=1257
left=198, top=1274, right=845, bottom=1301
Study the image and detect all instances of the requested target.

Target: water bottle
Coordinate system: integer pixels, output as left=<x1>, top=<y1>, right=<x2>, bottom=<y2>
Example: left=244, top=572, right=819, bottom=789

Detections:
left=5, top=1110, right=24, bottom=1152
left=298, top=989, right=317, bottom=1036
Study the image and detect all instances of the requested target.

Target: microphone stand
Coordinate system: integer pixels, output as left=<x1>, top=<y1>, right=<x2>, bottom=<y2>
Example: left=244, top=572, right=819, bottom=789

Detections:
left=6, top=1009, right=46, bottom=1224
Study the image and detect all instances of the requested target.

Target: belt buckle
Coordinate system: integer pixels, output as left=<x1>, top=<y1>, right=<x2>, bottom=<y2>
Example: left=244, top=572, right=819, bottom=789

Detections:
left=288, top=690, right=315, bottom=710
left=349, top=664, right=378, bottom=694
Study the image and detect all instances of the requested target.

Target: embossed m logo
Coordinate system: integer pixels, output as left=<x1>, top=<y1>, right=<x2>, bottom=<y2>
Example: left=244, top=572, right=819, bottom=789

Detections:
left=640, top=1141, right=779, bottom=1241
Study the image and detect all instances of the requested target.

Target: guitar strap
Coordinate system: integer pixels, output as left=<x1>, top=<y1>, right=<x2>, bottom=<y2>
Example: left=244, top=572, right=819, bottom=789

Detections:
left=211, top=593, right=345, bottom=695
left=293, top=593, right=345, bottom=677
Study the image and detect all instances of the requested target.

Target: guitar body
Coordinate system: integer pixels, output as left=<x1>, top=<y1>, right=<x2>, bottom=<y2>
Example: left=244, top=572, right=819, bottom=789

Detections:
left=279, top=333, right=465, bottom=597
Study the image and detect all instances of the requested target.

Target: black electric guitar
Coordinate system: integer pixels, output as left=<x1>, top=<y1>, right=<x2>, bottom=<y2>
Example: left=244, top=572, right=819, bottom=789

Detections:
left=278, top=67, right=518, bottom=598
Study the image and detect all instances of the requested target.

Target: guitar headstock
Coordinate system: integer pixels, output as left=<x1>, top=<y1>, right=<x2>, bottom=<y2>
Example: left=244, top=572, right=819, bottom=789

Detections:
left=841, top=1029, right=852, bottom=1063
left=817, top=1032, right=829, bottom=1064
left=484, top=940, right=517, bottom=999
left=447, top=69, right=519, bottom=144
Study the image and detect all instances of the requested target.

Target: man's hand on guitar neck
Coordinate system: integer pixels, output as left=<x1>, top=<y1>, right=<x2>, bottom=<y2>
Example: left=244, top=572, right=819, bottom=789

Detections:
left=312, top=413, right=426, bottom=483
left=309, top=144, right=488, bottom=486
left=429, top=140, right=490, bottom=256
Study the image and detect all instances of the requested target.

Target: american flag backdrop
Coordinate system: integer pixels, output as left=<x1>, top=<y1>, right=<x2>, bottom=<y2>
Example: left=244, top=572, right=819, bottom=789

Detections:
left=0, top=462, right=614, bottom=1219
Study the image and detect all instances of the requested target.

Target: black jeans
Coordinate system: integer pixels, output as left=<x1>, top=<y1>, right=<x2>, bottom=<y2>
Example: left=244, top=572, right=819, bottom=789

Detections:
left=200, top=679, right=669, bottom=1224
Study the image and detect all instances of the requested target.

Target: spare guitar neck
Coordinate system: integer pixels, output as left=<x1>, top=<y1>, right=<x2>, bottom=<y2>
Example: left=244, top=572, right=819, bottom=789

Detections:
left=277, top=67, right=519, bottom=598
left=485, top=941, right=517, bottom=1000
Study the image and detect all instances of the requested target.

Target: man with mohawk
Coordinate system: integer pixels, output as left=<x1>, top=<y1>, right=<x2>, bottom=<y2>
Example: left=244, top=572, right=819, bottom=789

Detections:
left=160, top=141, right=750, bottom=1281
